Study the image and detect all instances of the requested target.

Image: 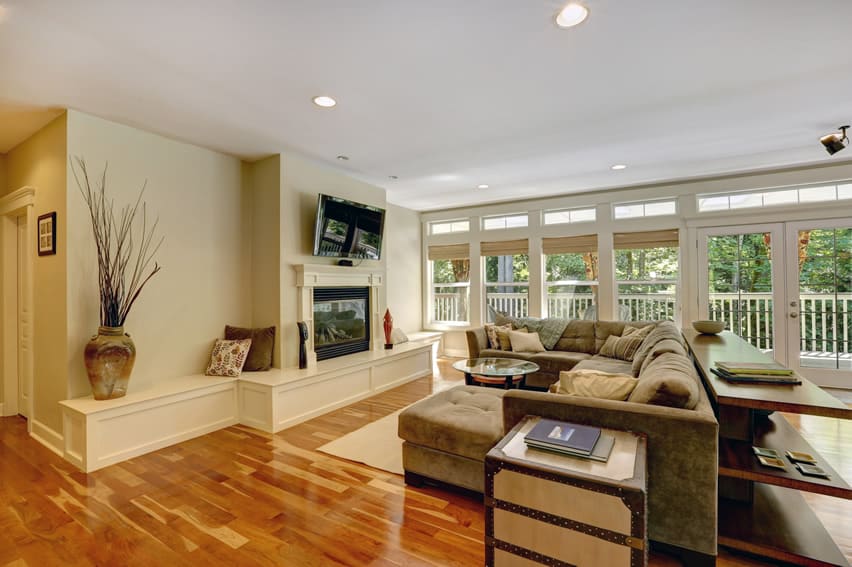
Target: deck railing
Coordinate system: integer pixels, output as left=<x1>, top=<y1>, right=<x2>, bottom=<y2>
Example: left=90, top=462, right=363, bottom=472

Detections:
left=433, top=291, right=852, bottom=354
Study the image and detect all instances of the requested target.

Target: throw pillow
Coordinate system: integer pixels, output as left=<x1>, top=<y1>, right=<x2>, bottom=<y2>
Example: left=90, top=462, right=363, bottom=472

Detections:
left=496, top=326, right=526, bottom=350
left=225, top=325, right=275, bottom=371
left=553, top=369, right=639, bottom=400
left=509, top=330, right=545, bottom=353
left=205, top=338, right=252, bottom=377
left=599, top=325, right=653, bottom=361
left=485, top=323, right=512, bottom=349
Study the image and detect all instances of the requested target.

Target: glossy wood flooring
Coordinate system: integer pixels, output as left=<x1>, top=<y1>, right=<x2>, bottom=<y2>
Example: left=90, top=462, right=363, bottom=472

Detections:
left=0, top=359, right=849, bottom=566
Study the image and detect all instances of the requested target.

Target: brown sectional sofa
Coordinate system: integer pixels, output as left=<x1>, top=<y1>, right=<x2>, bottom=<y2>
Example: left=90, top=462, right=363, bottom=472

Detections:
left=401, top=320, right=719, bottom=564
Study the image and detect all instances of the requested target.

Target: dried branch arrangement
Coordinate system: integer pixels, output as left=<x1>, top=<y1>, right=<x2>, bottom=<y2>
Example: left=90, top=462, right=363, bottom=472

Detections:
left=71, top=157, right=164, bottom=327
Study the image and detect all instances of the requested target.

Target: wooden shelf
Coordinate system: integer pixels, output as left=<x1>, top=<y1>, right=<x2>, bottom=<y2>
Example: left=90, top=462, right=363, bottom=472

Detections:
left=719, top=483, right=850, bottom=567
left=719, top=413, right=852, bottom=499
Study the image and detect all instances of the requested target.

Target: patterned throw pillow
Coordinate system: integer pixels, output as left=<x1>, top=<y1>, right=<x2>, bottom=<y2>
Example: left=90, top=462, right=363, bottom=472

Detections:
left=599, top=325, right=653, bottom=361
left=205, top=338, right=252, bottom=377
left=485, top=323, right=512, bottom=349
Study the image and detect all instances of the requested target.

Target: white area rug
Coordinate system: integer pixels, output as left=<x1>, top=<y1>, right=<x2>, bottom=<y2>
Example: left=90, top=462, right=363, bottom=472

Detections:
left=315, top=382, right=458, bottom=475
left=316, top=407, right=406, bottom=475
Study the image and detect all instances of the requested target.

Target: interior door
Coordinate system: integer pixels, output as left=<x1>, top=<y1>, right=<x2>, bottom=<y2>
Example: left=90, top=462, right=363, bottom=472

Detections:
left=17, top=216, right=29, bottom=417
left=784, top=219, right=852, bottom=388
left=697, top=224, right=787, bottom=364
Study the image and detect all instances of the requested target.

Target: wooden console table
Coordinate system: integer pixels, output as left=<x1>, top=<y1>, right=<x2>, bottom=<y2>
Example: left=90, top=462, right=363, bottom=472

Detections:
left=683, top=329, right=851, bottom=567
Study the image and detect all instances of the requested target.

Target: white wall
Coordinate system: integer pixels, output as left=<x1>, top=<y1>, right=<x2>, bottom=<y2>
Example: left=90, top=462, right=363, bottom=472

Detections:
left=245, top=155, right=282, bottom=366
left=5, top=113, right=68, bottom=439
left=278, top=153, right=388, bottom=367
left=385, top=203, right=422, bottom=333
left=65, top=111, right=250, bottom=406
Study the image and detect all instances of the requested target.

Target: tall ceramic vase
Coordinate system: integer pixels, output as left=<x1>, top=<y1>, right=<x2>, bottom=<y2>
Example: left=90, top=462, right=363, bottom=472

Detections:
left=84, top=326, right=136, bottom=400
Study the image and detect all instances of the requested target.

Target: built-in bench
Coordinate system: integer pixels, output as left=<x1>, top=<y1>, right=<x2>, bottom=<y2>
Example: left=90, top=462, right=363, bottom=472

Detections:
left=60, top=333, right=440, bottom=472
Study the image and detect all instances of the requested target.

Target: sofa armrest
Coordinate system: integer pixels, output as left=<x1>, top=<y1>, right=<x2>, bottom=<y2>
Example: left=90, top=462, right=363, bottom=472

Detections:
left=466, top=328, right=488, bottom=358
left=503, top=390, right=718, bottom=556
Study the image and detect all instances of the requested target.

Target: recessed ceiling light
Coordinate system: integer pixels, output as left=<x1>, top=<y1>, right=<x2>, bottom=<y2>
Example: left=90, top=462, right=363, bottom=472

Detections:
left=388, top=175, right=398, bottom=180
left=313, top=95, right=337, bottom=108
left=477, top=184, right=490, bottom=189
left=611, top=164, right=627, bottom=170
left=336, top=155, right=349, bottom=161
left=555, top=3, right=589, bottom=28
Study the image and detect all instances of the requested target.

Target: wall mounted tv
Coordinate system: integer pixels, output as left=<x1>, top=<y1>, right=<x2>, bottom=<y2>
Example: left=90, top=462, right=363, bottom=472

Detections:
left=313, top=194, right=386, bottom=260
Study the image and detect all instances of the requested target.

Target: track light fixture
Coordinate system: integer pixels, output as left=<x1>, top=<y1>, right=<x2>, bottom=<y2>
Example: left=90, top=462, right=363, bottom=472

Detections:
left=820, top=125, right=849, bottom=156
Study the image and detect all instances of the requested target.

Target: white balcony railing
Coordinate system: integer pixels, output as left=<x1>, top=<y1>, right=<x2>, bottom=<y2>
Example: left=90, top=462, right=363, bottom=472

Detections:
left=433, top=291, right=852, bottom=355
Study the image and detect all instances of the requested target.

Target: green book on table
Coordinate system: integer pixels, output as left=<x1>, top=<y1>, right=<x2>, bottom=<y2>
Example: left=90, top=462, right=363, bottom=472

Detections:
left=715, top=361, right=793, bottom=375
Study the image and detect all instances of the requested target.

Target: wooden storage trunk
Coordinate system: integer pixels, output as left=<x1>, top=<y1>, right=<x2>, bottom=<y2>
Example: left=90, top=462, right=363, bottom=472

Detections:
left=485, top=416, right=648, bottom=567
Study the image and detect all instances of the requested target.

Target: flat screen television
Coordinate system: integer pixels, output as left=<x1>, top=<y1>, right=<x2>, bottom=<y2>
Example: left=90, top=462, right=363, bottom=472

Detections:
left=313, top=194, right=386, bottom=260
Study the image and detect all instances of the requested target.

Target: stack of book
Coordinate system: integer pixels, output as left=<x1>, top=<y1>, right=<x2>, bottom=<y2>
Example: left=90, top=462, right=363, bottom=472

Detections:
left=711, top=361, right=801, bottom=385
left=524, top=419, right=614, bottom=462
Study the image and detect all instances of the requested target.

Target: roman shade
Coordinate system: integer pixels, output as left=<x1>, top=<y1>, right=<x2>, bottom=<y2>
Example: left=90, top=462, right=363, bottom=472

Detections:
left=428, top=243, right=470, bottom=261
left=480, top=238, right=529, bottom=256
left=542, top=234, right=598, bottom=255
left=613, top=229, right=679, bottom=249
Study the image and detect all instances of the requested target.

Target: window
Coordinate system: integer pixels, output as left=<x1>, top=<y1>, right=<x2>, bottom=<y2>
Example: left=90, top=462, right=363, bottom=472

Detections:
left=428, top=244, right=470, bottom=323
left=543, top=235, right=598, bottom=319
left=542, top=207, right=596, bottom=225
left=482, top=213, right=528, bottom=230
left=429, top=219, right=470, bottom=235
left=482, top=239, right=529, bottom=320
left=614, top=230, right=679, bottom=321
left=697, top=181, right=852, bottom=212
left=613, top=199, right=677, bottom=219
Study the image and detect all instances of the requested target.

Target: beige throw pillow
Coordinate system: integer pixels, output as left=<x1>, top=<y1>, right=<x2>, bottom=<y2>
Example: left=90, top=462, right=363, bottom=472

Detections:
left=599, top=325, right=653, bottom=361
left=552, top=369, right=639, bottom=400
left=509, top=330, right=545, bottom=353
left=496, top=326, right=527, bottom=350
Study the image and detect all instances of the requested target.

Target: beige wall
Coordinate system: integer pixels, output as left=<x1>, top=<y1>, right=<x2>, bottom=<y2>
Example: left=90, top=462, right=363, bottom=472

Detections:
left=65, top=111, right=250, bottom=407
left=385, top=203, right=422, bottom=333
left=244, top=155, right=282, bottom=366
left=279, top=154, right=388, bottom=367
left=6, top=113, right=68, bottom=436
left=0, top=153, right=7, bottom=195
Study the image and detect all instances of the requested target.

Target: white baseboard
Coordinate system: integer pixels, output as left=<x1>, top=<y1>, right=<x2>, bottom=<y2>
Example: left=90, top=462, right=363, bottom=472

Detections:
left=31, top=418, right=64, bottom=457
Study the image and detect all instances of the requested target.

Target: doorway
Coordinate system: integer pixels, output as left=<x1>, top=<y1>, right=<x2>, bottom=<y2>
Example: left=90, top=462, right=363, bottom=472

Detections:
left=0, top=187, right=35, bottom=421
left=698, top=220, right=852, bottom=388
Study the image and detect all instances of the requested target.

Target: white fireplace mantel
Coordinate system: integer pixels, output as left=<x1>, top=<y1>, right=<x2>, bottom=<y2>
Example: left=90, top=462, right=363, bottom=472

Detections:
left=294, top=264, right=386, bottom=367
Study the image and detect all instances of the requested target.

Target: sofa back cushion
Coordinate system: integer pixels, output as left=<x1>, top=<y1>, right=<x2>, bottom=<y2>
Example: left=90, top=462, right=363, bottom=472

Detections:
left=639, top=338, right=688, bottom=376
left=552, top=319, right=597, bottom=353
left=631, top=321, right=684, bottom=375
left=628, top=352, right=699, bottom=409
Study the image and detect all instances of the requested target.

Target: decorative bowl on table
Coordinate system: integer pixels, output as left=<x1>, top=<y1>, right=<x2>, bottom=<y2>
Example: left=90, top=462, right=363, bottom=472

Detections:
left=692, top=320, right=725, bottom=334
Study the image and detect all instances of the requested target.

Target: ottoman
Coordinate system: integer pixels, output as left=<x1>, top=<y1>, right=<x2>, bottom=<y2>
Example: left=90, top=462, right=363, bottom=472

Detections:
left=398, top=385, right=506, bottom=492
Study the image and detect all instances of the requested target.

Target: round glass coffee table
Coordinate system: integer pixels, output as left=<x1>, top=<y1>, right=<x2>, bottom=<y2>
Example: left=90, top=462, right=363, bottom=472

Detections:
left=452, top=358, right=540, bottom=389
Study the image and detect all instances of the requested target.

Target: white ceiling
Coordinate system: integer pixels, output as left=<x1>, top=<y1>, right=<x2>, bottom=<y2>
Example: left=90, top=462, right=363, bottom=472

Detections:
left=2, top=1, right=852, bottom=211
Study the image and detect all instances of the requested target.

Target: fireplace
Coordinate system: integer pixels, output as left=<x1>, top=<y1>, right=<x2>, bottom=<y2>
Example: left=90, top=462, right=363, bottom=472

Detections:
left=313, top=287, right=370, bottom=360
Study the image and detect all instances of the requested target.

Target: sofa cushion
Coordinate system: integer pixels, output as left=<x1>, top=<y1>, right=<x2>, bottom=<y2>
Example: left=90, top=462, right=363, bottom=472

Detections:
left=552, top=319, right=597, bottom=354
left=639, top=338, right=688, bottom=375
left=551, top=369, right=639, bottom=400
left=398, top=386, right=505, bottom=461
left=598, top=325, right=653, bottom=361
left=529, top=351, right=592, bottom=374
left=574, top=355, right=634, bottom=375
left=510, top=330, right=545, bottom=353
left=629, top=352, right=699, bottom=409
left=479, top=349, right=535, bottom=362
left=595, top=320, right=656, bottom=352
left=631, top=321, right=685, bottom=375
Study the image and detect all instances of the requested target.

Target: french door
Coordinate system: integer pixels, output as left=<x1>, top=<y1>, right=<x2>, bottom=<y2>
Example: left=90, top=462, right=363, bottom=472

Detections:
left=698, top=220, right=852, bottom=388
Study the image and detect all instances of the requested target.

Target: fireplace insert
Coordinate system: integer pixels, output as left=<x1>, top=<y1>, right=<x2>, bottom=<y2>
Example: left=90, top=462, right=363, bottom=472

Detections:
left=313, top=287, right=370, bottom=360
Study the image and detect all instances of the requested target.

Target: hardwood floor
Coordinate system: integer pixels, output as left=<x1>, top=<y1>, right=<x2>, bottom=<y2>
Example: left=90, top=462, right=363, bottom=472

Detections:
left=0, top=359, right=849, bottom=566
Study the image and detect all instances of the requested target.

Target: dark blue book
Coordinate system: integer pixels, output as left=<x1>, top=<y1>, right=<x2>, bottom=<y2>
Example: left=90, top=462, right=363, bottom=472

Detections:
left=524, top=419, right=601, bottom=455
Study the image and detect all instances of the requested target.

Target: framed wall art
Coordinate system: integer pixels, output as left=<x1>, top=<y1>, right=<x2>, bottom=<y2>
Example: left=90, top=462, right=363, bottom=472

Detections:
left=38, top=211, right=57, bottom=256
